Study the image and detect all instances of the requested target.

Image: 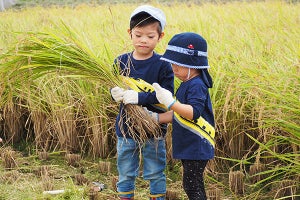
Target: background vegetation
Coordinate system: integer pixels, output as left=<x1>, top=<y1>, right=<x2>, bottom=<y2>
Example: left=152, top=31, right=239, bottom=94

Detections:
left=0, top=0, right=299, bottom=199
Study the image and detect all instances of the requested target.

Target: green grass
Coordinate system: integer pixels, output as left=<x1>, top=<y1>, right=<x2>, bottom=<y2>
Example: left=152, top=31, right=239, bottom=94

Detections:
left=0, top=144, right=186, bottom=200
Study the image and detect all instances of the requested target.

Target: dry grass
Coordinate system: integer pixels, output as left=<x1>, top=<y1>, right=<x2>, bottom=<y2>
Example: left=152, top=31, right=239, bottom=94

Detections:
left=65, top=153, right=81, bottom=167
left=1, top=146, right=19, bottom=169
left=75, top=173, right=89, bottom=185
left=249, top=162, right=266, bottom=184
left=206, top=184, right=222, bottom=200
left=98, top=160, right=111, bottom=174
left=274, top=180, right=298, bottom=199
left=0, top=170, right=21, bottom=183
left=229, top=170, right=245, bottom=196
left=166, top=189, right=181, bottom=200
left=38, top=151, right=49, bottom=160
left=120, top=104, right=162, bottom=143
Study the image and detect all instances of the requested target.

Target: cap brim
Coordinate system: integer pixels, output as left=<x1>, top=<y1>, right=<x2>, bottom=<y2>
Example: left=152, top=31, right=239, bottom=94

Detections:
left=161, top=49, right=209, bottom=69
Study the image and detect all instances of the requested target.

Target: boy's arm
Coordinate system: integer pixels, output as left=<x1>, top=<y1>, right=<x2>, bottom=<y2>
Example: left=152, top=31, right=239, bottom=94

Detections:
left=158, top=111, right=173, bottom=123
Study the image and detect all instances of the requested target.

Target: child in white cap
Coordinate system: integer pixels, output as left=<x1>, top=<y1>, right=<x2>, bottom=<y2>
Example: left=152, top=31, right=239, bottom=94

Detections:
left=110, top=5, right=174, bottom=200
left=153, top=32, right=215, bottom=200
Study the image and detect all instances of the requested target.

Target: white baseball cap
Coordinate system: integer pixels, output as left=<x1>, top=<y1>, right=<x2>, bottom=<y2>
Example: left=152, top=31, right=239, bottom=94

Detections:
left=130, top=5, right=166, bottom=31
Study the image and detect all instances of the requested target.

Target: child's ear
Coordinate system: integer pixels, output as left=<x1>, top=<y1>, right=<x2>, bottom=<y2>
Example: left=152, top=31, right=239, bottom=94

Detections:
left=159, top=32, right=165, bottom=41
left=127, top=29, right=132, bottom=39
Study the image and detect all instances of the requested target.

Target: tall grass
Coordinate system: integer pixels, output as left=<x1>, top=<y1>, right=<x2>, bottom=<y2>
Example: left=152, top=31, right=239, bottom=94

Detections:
left=0, top=1, right=299, bottom=199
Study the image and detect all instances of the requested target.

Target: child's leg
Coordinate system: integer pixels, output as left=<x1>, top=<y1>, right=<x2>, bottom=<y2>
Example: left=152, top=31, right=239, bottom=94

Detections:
left=143, top=138, right=166, bottom=200
left=117, top=137, right=139, bottom=198
left=181, top=159, right=208, bottom=200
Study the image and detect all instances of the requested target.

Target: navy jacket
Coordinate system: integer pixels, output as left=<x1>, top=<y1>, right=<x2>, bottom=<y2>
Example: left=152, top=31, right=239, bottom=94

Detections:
left=114, top=52, right=174, bottom=138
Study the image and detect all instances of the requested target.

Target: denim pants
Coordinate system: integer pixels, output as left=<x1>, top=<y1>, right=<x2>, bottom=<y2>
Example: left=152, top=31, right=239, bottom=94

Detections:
left=117, top=136, right=166, bottom=199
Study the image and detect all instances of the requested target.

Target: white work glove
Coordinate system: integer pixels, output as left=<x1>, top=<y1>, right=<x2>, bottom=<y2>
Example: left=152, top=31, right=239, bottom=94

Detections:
left=110, top=86, right=125, bottom=102
left=143, top=107, right=159, bottom=122
left=123, top=90, right=138, bottom=105
left=152, top=83, right=175, bottom=110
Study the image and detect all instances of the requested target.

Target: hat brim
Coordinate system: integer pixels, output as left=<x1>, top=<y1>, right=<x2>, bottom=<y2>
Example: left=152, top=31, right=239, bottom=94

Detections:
left=161, top=49, right=209, bottom=69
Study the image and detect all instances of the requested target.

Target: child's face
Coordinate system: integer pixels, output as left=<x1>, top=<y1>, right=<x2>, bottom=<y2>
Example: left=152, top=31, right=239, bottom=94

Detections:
left=172, top=64, right=189, bottom=81
left=129, top=22, right=163, bottom=59
left=172, top=64, right=199, bottom=82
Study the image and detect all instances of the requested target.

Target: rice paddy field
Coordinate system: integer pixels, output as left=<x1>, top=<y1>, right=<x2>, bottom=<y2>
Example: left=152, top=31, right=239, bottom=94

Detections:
left=0, top=0, right=299, bottom=199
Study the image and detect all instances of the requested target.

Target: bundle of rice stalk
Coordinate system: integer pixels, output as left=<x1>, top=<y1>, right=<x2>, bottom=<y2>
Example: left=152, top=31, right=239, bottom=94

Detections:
left=0, top=170, right=20, bottom=184
left=274, top=180, right=298, bottom=199
left=75, top=173, right=89, bottom=185
left=98, top=161, right=111, bottom=174
left=166, top=189, right=181, bottom=200
left=229, top=170, right=245, bottom=195
left=206, top=184, right=222, bottom=200
left=65, top=153, right=81, bottom=167
left=1, top=146, right=19, bottom=169
left=0, top=22, right=160, bottom=143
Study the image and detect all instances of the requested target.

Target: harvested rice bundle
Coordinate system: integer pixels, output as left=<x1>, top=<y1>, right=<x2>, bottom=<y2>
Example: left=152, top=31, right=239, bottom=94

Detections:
left=0, top=22, right=161, bottom=143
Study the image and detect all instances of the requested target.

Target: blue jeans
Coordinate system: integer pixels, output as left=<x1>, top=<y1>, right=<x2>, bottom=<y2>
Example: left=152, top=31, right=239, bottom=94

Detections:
left=117, top=137, right=166, bottom=199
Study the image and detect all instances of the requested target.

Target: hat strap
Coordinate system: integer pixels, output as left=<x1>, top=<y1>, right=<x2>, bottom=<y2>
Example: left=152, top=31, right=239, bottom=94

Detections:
left=186, top=68, right=191, bottom=80
left=167, top=45, right=207, bottom=57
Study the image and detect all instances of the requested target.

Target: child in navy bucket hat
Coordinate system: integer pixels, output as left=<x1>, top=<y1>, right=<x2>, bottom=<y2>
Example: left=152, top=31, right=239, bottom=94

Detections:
left=152, top=32, right=215, bottom=200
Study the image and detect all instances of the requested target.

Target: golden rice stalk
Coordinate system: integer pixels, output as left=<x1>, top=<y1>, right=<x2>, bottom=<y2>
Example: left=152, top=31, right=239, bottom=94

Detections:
left=0, top=170, right=20, bottom=184
left=249, top=162, right=266, bottom=184
left=206, top=184, right=222, bottom=200
left=30, top=110, right=51, bottom=151
left=98, top=161, right=111, bottom=174
left=41, top=174, right=53, bottom=191
left=1, top=22, right=161, bottom=144
left=166, top=189, right=181, bottom=200
left=38, top=151, right=49, bottom=161
left=65, top=153, right=81, bottom=167
left=2, top=102, right=26, bottom=144
left=39, top=165, right=51, bottom=177
left=88, top=187, right=100, bottom=200
left=120, top=104, right=162, bottom=143
left=274, top=180, right=298, bottom=199
left=1, top=147, right=19, bottom=169
left=229, top=170, right=245, bottom=195
left=111, top=176, right=118, bottom=192
left=75, top=174, right=89, bottom=185
left=165, top=125, right=174, bottom=165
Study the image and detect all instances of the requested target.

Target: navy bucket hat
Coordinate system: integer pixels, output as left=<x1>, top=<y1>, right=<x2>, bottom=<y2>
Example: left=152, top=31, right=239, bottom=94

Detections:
left=160, top=32, right=209, bottom=69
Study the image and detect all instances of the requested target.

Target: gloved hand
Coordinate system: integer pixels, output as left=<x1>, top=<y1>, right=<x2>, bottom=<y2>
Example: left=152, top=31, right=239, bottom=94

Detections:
left=123, top=90, right=138, bottom=105
left=152, top=83, right=175, bottom=109
left=110, top=86, right=125, bottom=102
left=143, top=107, right=159, bottom=122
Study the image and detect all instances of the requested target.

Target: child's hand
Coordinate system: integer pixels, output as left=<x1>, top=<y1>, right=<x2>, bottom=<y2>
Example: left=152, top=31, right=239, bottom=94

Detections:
left=152, top=83, right=175, bottom=109
left=143, top=107, right=159, bottom=122
left=0, top=138, right=3, bottom=143
left=123, top=90, right=138, bottom=104
left=110, top=87, right=125, bottom=102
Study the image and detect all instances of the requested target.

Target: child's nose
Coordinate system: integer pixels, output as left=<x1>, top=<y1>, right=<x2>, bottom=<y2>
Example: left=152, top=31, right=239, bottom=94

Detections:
left=140, top=36, right=147, bottom=43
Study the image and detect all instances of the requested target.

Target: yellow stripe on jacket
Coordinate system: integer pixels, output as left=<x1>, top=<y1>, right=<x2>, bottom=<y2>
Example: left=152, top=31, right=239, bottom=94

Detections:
left=173, top=111, right=215, bottom=147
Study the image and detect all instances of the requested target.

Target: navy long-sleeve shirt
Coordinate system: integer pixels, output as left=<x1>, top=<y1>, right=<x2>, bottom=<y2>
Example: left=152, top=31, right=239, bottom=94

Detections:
left=114, top=52, right=174, bottom=138
left=172, top=76, right=215, bottom=160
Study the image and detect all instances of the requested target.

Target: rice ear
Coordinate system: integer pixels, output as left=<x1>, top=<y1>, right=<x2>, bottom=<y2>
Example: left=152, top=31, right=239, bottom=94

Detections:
left=119, top=104, right=162, bottom=143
